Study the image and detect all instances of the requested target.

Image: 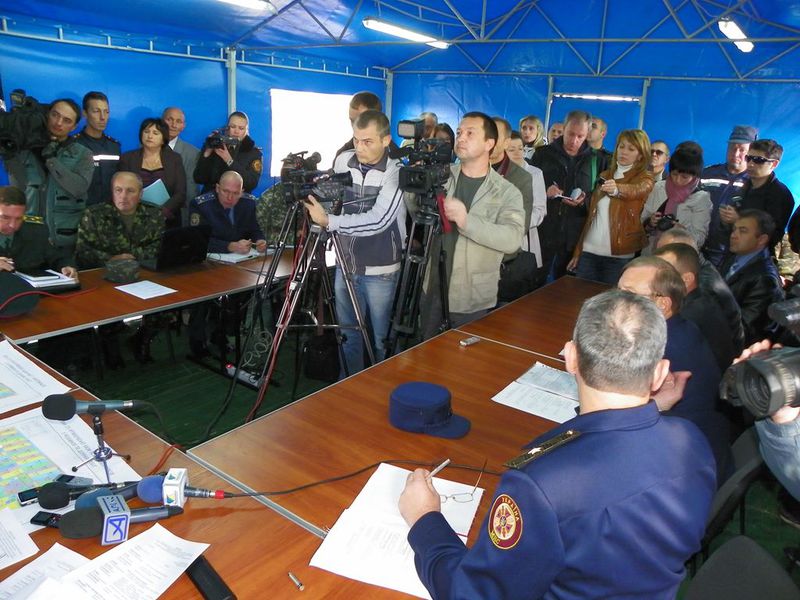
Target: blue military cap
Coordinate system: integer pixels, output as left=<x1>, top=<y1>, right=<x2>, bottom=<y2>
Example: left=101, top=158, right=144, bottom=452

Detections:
left=389, top=381, right=470, bottom=439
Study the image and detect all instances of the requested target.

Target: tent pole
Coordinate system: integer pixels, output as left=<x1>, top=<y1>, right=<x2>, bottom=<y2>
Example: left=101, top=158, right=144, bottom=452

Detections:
left=385, top=71, right=394, bottom=123
left=638, top=78, right=650, bottom=130
left=226, top=46, right=237, bottom=114
left=544, top=75, right=554, bottom=130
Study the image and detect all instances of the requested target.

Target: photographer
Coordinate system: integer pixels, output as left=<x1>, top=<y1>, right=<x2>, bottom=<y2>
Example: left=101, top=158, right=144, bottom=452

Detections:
left=305, top=110, right=404, bottom=377
left=194, top=111, right=262, bottom=194
left=5, top=98, right=94, bottom=255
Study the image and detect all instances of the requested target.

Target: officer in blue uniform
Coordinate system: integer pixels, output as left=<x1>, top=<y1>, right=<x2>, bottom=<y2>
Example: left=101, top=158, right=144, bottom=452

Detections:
left=399, top=290, right=716, bottom=600
left=74, top=92, right=121, bottom=207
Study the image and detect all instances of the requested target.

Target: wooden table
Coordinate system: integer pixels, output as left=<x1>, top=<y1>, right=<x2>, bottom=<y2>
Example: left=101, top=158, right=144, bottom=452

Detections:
left=190, top=331, right=565, bottom=543
left=458, top=276, right=609, bottom=360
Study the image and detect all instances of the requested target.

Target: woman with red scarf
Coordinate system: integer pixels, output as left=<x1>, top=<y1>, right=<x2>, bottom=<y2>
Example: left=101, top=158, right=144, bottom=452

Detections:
left=641, top=142, right=712, bottom=253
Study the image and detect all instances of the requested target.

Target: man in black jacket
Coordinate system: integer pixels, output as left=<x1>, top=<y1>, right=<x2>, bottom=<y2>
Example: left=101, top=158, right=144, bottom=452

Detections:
left=194, top=111, right=262, bottom=194
left=721, top=209, right=784, bottom=344
left=531, top=110, right=607, bottom=279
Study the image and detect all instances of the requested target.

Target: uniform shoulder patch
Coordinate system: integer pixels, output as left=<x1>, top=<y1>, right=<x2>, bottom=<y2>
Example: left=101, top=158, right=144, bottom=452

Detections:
left=23, top=215, right=44, bottom=224
left=251, top=158, right=263, bottom=174
left=488, top=494, right=523, bottom=550
left=505, top=429, right=581, bottom=470
left=190, top=212, right=201, bottom=226
left=194, top=193, right=214, bottom=205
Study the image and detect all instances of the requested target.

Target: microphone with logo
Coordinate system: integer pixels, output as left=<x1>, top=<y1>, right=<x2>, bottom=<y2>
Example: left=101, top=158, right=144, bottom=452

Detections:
left=137, top=469, right=234, bottom=507
left=42, top=393, right=144, bottom=420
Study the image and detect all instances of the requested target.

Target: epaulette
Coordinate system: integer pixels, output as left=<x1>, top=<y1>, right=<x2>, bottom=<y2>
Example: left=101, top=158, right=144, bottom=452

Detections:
left=504, top=429, right=581, bottom=470
left=23, top=215, right=44, bottom=224
left=194, top=192, right=216, bottom=205
left=104, top=133, right=120, bottom=144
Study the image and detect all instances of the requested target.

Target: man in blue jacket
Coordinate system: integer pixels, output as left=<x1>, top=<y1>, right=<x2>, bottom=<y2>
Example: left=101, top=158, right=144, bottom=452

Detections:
left=399, top=289, right=715, bottom=599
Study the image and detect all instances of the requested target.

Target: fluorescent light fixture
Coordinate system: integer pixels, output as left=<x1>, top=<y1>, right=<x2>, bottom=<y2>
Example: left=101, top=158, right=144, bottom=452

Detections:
left=718, top=18, right=754, bottom=53
left=554, top=93, right=640, bottom=103
left=363, top=17, right=449, bottom=49
left=219, top=0, right=278, bottom=13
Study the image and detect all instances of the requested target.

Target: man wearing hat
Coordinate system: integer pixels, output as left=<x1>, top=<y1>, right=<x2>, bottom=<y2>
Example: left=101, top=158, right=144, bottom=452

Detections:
left=701, top=125, right=757, bottom=267
left=0, top=186, right=77, bottom=278
left=399, top=289, right=715, bottom=599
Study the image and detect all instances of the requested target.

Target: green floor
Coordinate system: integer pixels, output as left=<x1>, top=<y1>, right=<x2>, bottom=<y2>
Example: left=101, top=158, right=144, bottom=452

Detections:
left=25, top=311, right=800, bottom=591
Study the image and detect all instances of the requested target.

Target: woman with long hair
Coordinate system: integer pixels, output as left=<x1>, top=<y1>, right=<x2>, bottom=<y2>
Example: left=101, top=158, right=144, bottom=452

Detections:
left=569, top=129, right=655, bottom=284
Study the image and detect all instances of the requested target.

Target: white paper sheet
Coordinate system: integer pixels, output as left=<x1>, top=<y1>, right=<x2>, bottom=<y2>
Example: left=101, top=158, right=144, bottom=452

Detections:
left=206, top=248, right=262, bottom=263
left=0, top=509, right=38, bottom=571
left=24, top=577, right=88, bottom=600
left=0, top=408, right=141, bottom=532
left=62, top=524, right=209, bottom=600
left=0, top=543, right=89, bottom=600
left=492, top=362, right=579, bottom=423
left=0, top=340, right=70, bottom=413
left=310, top=463, right=484, bottom=599
left=114, top=280, right=177, bottom=299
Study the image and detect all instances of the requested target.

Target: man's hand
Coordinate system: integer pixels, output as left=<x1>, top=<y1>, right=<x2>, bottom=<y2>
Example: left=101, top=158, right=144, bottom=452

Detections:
left=304, top=196, right=329, bottom=228
left=443, top=197, right=468, bottom=229
left=649, top=212, right=663, bottom=229
left=567, top=256, right=579, bottom=272
left=61, top=266, right=78, bottom=279
left=0, top=257, right=14, bottom=272
left=719, top=205, right=739, bottom=225
left=109, top=253, right=135, bottom=261
left=227, top=239, right=252, bottom=255
left=546, top=183, right=563, bottom=199
left=254, top=239, right=267, bottom=253
left=214, top=146, right=234, bottom=166
left=562, top=191, right=586, bottom=207
left=653, top=370, right=692, bottom=412
left=398, top=469, right=442, bottom=528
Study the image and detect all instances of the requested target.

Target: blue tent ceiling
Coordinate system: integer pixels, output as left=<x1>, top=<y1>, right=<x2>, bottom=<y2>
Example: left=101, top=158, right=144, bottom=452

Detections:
left=1, top=0, right=799, bottom=81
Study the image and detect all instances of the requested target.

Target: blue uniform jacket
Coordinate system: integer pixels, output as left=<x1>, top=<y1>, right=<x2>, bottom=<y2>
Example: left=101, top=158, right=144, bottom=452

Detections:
left=407, top=402, right=716, bottom=600
left=188, top=192, right=264, bottom=253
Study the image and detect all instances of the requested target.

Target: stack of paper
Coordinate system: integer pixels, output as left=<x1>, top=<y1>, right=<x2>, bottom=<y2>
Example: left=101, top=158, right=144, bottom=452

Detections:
left=206, top=248, right=262, bottom=263
left=310, top=463, right=484, bottom=599
left=492, top=362, right=580, bottom=423
left=15, top=270, right=78, bottom=290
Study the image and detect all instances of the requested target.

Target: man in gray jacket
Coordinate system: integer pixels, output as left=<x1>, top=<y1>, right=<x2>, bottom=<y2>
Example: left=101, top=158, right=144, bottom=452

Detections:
left=421, top=111, right=525, bottom=338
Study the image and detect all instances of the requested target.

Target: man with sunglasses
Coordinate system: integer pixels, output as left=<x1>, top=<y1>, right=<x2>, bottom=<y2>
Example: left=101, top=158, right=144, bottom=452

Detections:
left=648, top=140, right=670, bottom=181
left=701, top=125, right=756, bottom=268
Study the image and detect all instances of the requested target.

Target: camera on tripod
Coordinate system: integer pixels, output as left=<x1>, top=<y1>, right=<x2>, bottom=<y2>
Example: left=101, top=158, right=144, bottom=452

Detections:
left=0, top=89, right=51, bottom=159
left=720, top=290, right=800, bottom=418
left=396, top=119, right=451, bottom=210
left=279, top=151, right=353, bottom=216
left=204, top=128, right=240, bottom=153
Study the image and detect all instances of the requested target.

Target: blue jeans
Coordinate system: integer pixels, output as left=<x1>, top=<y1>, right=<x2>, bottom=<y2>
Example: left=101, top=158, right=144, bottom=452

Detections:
left=575, top=252, right=632, bottom=286
left=335, top=267, right=400, bottom=378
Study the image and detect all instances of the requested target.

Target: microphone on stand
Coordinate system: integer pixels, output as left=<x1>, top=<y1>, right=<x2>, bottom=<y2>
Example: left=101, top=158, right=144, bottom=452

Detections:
left=42, top=393, right=142, bottom=420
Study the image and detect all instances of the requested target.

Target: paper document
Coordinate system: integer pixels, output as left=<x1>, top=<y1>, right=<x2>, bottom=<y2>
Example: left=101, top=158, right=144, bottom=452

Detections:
left=0, top=408, right=140, bottom=532
left=310, top=463, right=484, bottom=599
left=0, top=340, right=71, bottom=412
left=14, top=270, right=77, bottom=290
left=492, top=362, right=579, bottom=423
left=141, top=179, right=170, bottom=206
left=0, top=509, right=38, bottom=571
left=0, top=543, right=89, bottom=600
left=62, top=524, right=209, bottom=600
left=207, top=248, right=261, bottom=263
left=115, top=280, right=177, bottom=300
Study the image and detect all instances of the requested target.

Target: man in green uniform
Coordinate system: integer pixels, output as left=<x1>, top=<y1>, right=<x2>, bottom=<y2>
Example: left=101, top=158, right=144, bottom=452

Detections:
left=0, top=186, right=77, bottom=278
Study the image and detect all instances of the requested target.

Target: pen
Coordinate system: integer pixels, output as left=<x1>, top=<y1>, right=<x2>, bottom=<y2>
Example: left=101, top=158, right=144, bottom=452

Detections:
left=288, top=571, right=304, bottom=591
left=428, top=458, right=451, bottom=479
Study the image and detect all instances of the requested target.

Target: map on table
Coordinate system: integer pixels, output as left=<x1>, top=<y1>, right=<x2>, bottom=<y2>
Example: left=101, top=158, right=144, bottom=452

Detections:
left=0, top=426, right=62, bottom=510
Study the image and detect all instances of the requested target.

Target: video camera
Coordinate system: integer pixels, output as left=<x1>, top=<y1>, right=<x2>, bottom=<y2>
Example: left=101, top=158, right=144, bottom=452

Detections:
left=0, top=89, right=50, bottom=159
left=396, top=119, right=451, bottom=212
left=279, top=151, right=352, bottom=216
left=204, top=128, right=240, bottom=153
left=720, top=290, right=800, bottom=418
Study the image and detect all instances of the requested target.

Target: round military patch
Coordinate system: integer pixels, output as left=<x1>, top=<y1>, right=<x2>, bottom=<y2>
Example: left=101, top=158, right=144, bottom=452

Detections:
left=190, top=213, right=200, bottom=226
left=488, top=494, right=522, bottom=550
left=252, top=158, right=263, bottom=173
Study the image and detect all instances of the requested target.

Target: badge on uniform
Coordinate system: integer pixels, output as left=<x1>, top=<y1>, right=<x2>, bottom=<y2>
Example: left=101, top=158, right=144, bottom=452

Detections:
left=252, top=158, right=263, bottom=174
left=23, top=215, right=44, bottom=224
left=489, top=494, right=523, bottom=550
left=190, top=213, right=200, bottom=226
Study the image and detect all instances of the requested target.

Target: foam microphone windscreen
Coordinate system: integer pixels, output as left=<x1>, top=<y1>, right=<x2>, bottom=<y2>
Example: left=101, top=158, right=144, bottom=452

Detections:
left=42, top=394, right=76, bottom=421
left=37, top=482, right=74, bottom=509
left=59, top=507, right=104, bottom=539
left=136, top=475, right=165, bottom=504
left=75, top=488, right=114, bottom=510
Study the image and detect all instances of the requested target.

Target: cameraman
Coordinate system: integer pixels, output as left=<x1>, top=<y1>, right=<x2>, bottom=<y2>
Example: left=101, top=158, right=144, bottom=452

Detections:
left=5, top=98, right=94, bottom=255
left=194, top=111, right=262, bottom=194
left=305, top=110, right=404, bottom=377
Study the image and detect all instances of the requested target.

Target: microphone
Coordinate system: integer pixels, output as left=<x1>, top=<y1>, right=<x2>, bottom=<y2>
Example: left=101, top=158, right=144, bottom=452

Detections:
left=42, top=393, right=141, bottom=420
left=74, top=482, right=139, bottom=509
left=59, top=503, right=184, bottom=540
left=138, top=472, right=233, bottom=508
left=38, top=481, right=140, bottom=510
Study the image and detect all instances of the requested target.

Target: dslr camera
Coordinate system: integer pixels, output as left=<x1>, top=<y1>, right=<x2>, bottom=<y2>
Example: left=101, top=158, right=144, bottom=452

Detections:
left=0, top=89, right=51, bottom=159
left=396, top=119, right=451, bottom=213
left=280, top=150, right=352, bottom=216
left=656, top=213, right=678, bottom=232
left=205, top=128, right=240, bottom=153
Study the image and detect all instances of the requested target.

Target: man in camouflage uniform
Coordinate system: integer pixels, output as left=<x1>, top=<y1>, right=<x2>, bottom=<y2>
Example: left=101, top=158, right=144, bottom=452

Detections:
left=256, top=181, right=291, bottom=246
left=76, top=171, right=164, bottom=268
left=0, top=185, right=77, bottom=277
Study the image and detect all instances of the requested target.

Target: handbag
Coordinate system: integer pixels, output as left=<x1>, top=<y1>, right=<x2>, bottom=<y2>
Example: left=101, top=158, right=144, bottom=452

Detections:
left=497, top=232, right=539, bottom=302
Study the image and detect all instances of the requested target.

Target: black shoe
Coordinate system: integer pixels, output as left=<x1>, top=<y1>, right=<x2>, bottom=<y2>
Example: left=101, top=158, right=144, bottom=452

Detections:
left=128, top=329, right=155, bottom=364
left=189, top=340, right=210, bottom=359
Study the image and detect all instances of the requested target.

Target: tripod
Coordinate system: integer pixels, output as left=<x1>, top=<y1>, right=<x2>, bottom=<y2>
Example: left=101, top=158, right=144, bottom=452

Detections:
left=385, top=190, right=451, bottom=357
left=71, top=413, right=131, bottom=483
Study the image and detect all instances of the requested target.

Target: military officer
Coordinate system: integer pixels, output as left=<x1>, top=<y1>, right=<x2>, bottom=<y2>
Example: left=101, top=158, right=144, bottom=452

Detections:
left=74, top=91, right=121, bottom=206
left=75, top=171, right=164, bottom=269
left=0, top=186, right=77, bottom=277
left=193, top=111, right=262, bottom=194
left=189, top=170, right=266, bottom=254
left=399, top=290, right=716, bottom=600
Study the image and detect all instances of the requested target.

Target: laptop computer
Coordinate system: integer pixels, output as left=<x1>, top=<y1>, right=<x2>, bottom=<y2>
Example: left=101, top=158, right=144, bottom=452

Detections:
left=140, top=225, right=210, bottom=271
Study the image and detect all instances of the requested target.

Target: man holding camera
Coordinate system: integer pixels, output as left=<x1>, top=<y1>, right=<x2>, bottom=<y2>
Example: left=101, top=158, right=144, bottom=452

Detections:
left=305, top=110, right=404, bottom=376
left=5, top=98, right=94, bottom=256
left=194, top=111, right=262, bottom=194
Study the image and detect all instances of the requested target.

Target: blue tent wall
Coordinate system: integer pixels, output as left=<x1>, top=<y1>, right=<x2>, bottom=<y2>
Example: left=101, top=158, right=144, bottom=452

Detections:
left=0, top=36, right=386, bottom=195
